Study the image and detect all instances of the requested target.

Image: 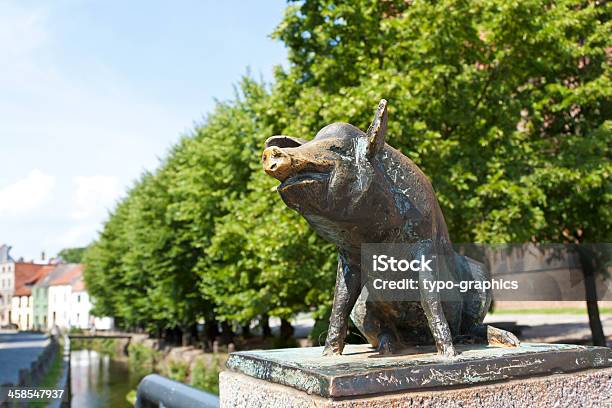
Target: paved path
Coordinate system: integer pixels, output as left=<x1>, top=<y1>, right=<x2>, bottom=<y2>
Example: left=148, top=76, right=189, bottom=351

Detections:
left=485, top=313, right=612, bottom=345
left=0, top=331, right=49, bottom=385
left=276, top=312, right=612, bottom=346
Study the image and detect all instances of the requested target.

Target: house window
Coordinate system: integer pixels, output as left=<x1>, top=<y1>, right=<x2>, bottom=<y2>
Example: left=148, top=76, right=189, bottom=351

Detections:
left=77, top=295, right=81, bottom=303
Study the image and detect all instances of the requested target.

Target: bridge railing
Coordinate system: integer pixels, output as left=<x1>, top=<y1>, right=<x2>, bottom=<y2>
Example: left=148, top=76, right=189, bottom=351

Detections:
left=135, top=374, right=220, bottom=408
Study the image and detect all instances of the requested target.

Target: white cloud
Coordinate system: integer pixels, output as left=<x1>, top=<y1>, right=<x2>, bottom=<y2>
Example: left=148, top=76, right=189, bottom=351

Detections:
left=54, top=223, right=97, bottom=249
left=71, top=176, right=122, bottom=220
left=0, top=169, right=56, bottom=215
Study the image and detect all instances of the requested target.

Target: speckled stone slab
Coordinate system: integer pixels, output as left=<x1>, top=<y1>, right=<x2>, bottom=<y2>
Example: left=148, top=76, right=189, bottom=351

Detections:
left=226, top=343, right=612, bottom=398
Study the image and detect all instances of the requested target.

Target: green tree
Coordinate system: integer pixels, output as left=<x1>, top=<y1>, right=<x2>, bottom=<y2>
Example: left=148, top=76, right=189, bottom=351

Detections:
left=84, top=175, right=153, bottom=326
left=270, top=0, right=610, bottom=343
left=57, top=247, right=87, bottom=263
left=197, top=79, right=337, bottom=337
left=85, top=0, right=610, bottom=346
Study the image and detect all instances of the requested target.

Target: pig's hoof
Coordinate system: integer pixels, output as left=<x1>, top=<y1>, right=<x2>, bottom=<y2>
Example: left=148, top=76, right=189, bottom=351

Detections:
left=439, top=344, right=457, bottom=358
left=488, top=326, right=520, bottom=348
left=377, top=333, right=396, bottom=355
left=322, top=345, right=342, bottom=357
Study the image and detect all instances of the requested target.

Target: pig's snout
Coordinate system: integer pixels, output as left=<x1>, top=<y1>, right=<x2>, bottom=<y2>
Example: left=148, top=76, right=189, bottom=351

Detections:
left=262, top=146, right=293, bottom=181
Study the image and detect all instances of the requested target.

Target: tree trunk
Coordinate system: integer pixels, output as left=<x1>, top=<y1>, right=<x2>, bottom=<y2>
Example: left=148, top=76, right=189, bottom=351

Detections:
left=280, top=318, right=294, bottom=340
left=203, top=317, right=219, bottom=352
left=189, top=323, right=199, bottom=346
left=241, top=322, right=251, bottom=338
left=173, top=327, right=184, bottom=346
left=261, top=314, right=272, bottom=338
left=179, top=326, right=197, bottom=347
left=220, top=321, right=235, bottom=345
left=181, top=329, right=189, bottom=347
left=577, top=246, right=606, bottom=346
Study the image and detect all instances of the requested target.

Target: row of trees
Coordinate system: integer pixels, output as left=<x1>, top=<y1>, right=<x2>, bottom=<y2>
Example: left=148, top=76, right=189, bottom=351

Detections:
left=84, top=0, right=610, bottom=345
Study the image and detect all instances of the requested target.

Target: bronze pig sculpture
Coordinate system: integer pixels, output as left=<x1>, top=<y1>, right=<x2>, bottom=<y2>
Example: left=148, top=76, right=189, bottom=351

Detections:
left=262, top=100, right=519, bottom=357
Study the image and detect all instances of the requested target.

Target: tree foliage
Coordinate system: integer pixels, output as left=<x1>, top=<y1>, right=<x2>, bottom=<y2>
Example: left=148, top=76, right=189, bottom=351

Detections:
left=84, top=0, right=610, bottom=336
left=57, top=247, right=87, bottom=263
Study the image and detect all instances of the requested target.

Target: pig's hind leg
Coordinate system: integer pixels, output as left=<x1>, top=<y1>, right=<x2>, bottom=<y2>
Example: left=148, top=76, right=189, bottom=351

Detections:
left=350, top=291, right=401, bottom=355
left=457, top=301, right=520, bottom=347
left=462, top=324, right=520, bottom=348
left=457, top=254, right=520, bottom=348
left=457, top=299, right=521, bottom=347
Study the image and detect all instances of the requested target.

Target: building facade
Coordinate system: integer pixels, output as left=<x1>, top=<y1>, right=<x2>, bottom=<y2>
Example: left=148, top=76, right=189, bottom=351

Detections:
left=47, top=264, right=82, bottom=328
left=10, top=294, right=31, bottom=330
left=10, top=265, right=54, bottom=330
left=33, top=263, right=78, bottom=330
left=69, top=276, right=92, bottom=329
left=2, top=245, right=53, bottom=329
left=0, top=245, right=15, bottom=326
left=2, top=244, right=111, bottom=331
left=32, top=285, right=49, bottom=330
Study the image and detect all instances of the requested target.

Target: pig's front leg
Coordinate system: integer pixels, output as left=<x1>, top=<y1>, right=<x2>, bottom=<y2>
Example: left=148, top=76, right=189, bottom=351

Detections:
left=323, top=252, right=362, bottom=356
left=416, top=242, right=457, bottom=358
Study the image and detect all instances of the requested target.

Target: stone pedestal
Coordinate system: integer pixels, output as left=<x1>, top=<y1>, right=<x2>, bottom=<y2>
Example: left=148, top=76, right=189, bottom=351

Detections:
left=220, top=343, right=612, bottom=407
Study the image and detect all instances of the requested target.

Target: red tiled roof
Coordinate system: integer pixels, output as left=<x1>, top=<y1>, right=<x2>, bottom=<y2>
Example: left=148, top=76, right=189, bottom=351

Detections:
left=26, top=265, right=55, bottom=285
left=49, top=264, right=83, bottom=286
left=14, top=263, right=48, bottom=296
left=72, top=276, right=86, bottom=292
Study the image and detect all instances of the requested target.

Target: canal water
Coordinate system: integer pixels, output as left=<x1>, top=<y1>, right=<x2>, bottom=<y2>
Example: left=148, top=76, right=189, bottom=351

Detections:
left=70, top=349, right=142, bottom=407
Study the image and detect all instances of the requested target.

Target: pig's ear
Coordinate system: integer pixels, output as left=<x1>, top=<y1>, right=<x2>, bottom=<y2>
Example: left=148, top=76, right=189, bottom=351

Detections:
left=265, top=135, right=307, bottom=149
left=365, top=99, right=388, bottom=157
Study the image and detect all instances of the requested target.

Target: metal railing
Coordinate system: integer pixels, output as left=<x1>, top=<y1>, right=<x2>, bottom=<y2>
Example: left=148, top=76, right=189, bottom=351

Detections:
left=135, top=374, right=220, bottom=408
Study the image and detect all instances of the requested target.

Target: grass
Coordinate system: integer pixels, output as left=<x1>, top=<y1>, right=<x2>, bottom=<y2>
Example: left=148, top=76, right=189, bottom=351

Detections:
left=28, top=344, right=65, bottom=407
left=37, top=348, right=63, bottom=388
left=490, top=307, right=612, bottom=315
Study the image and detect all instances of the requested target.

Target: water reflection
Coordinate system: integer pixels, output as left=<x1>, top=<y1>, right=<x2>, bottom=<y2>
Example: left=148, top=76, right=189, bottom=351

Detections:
left=70, top=350, right=141, bottom=408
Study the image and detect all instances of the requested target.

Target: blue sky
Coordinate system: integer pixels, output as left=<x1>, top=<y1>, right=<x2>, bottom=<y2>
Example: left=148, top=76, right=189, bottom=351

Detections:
left=0, top=0, right=288, bottom=261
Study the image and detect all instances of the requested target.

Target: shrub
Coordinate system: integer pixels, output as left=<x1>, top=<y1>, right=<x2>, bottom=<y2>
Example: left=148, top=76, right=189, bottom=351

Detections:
left=164, top=360, right=189, bottom=383
left=190, top=356, right=221, bottom=395
left=128, top=342, right=159, bottom=376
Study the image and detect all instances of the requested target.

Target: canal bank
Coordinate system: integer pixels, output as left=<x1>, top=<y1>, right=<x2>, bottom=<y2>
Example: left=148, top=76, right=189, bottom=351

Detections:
left=68, top=336, right=225, bottom=406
